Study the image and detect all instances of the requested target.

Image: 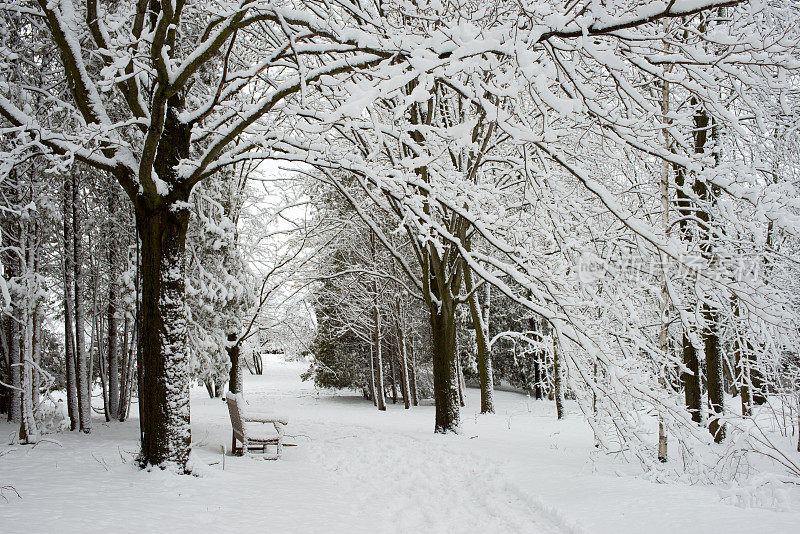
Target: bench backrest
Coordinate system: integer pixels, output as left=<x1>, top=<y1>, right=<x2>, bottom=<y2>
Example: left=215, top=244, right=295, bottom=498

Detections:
left=226, top=392, right=245, bottom=439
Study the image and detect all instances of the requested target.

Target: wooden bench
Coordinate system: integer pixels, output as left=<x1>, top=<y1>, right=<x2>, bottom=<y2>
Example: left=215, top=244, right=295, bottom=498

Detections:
left=225, top=392, right=288, bottom=460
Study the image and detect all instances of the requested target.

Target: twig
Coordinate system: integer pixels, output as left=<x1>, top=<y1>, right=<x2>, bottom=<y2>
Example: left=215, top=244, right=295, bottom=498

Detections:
left=91, top=452, right=109, bottom=471
left=0, top=484, right=21, bottom=501
left=30, top=438, right=62, bottom=449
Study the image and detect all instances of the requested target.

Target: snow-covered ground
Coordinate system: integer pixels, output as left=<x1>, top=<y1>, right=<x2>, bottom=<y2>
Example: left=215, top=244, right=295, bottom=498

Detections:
left=2, top=358, right=799, bottom=533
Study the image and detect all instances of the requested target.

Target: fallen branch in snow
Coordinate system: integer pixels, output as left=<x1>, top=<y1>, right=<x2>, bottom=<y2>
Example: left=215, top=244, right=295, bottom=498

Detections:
left=29, top=438, right=63, bottom=450
left=0, top=484, right=21, bottom=501
left=92, top=453, right=110, bottom=472
left=283, top=433, right=311, bottom=441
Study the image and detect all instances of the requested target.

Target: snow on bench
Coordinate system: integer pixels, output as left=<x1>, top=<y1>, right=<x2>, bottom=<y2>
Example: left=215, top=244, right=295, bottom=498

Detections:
left=225, top=392, right=288, bottom=460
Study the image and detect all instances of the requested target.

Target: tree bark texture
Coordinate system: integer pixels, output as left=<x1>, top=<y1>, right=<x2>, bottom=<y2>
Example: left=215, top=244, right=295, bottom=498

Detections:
left=135, top=201, right=191, bottom=470
left=409, top=341, right=419, bottom=407
left=368, top=345, right=377, bottom=407
left=388, top=344, right=398, bottom=404
left=704, top=305, right=726, bottom=442
left=466, top=268, right=494, bottom=414
left=19, top=215, right=39, bottom=443
left=107, top=182, right=121, bottom=419
left=73, top=174, right=91, bottom=433
left=227, top=333, right=242, bottom=394
left=7, top=302, right=21, bottom=424
left=395, top=304, right=411, bottom=409
left=550, top=321, right=565, bottom=420
left=430, top=303, right=460, bottom=432
left=682, top=333, right=703, bottom=424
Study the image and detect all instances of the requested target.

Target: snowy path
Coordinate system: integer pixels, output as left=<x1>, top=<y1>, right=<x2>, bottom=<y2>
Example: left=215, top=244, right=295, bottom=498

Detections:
left=2, top=358, right=799, bottom=533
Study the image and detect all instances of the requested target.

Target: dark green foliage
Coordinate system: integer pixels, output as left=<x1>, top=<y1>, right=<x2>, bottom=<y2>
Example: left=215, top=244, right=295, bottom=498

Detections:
left=38, top=328, right=67, bottom=392
left=302, top=327, right=370, bottom=390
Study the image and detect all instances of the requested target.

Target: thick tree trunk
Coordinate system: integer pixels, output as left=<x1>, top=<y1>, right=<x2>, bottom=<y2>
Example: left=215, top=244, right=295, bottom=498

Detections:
left=430, top=304, right=460, bottom=432
left=682, top=334, right=702, bottom=424
left=73, top=175, right=91, bottom=433
left=227, top=333, right=242, bottom=394
left=135, top=201, right=192, bottom=470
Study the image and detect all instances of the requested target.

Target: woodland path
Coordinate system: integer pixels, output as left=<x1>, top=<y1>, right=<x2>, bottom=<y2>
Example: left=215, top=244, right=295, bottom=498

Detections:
left=0, top=358, right=574, bottom=533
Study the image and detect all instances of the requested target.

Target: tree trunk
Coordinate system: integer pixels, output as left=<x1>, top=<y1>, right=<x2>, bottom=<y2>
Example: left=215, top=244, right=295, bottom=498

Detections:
left=682, top=334, right=703, bottom=424
left=107, top=189, right=121, bottom=419
left=368, top=345, right=377, bottom=407
left=0, top=318, right=9, bottom=417
left=227, top=333, right=242, bottom=394
left=19, top=315, right=38, bottom=443
left=31, top=227, right=42, bottom=409
left=396, top=305, right=411, bottom=409
left=32, top=307, right=42, bottom=410
left=692, top=103, right=725, bottom=441
left=214, top=376, right=225, bottom=398
left=704, top=305, right=726, bottom=442
left=430, top=303, right=460, bottom=432
left=373, top=283, right=386, bottom=411
left=64, top=295, right=79, bottom=430
left=204, top=379, right=215, bottom=399
left=528, top=306, right=545, bottom=400
left=135, top=201, right=192, bottom=470
left=550, top=322, right=565, bottom=420
left=92, top=290, right=109, bottom=421
left=118, top=314, right=135, bottom=422
left=388, top=343, right=398, bottom=404
left=73, top=174, right=91, bottom=433
left=19, top=229, right=38, bottom=444
left=466, top=268, right=494, bottom=414
left=409, top=340, right=419, bottom=407
left=733, top=306, right=753, bottom=417
left=456, top=355, right=466, bottom=408
left=749, top=352, right=767, bottom=406
left=6, top=276, right=20, bottom=424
